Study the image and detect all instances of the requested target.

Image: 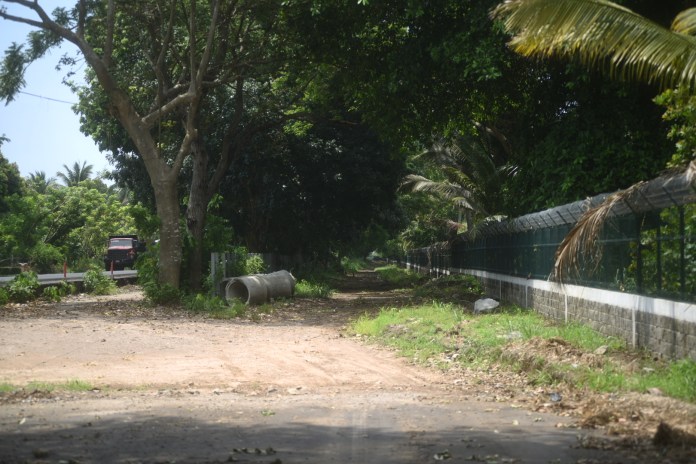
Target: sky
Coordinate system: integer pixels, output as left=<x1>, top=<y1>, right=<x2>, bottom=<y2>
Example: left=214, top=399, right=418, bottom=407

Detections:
left=0, top=1, right=112, bottom=179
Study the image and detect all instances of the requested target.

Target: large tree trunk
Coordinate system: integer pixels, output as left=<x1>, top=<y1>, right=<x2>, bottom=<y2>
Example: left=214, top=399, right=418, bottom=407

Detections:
left=186, top=142, right=209, bottom=290
left=153, top=175, right=182, bottom=288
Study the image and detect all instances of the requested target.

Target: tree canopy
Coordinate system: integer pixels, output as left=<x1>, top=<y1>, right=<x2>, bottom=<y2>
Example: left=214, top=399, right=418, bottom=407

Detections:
left=0, top=0, right=689, bottom=286
left=56, top=161, right=93, bottom=187
left=0, top=139, right=23, bottom=213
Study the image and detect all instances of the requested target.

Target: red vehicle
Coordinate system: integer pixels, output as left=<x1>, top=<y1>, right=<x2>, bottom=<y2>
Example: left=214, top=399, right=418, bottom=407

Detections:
left=103, top=235, right=145, bottom=271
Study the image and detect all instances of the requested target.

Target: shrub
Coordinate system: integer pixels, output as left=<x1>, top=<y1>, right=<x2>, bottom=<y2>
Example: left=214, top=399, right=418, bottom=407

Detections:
left=42, top=286, right=62, bottom=302
left=8, top=271, right=40, bottom=303
left=28, top=243, right=63, bottom=274
left=0, top=287, right=9, bottom=305
left=41, top=281, right=76, bottom=301
left=57, top=280, right=77, bottom=296
left=83, top=266, right=116, bottom=295
left=295, top=279, right=333, bottom=298
left=182, top=292, right=244, bottom=318
left=341, top=257, right=363, bottom=276
left=183, top=293, right=228, bottom=312
left=414, top=273, right=484, bottom=301
left=245, top=253, right=266, bottom=275
left=143, top=282, right=180, bottom=306
left=374, top=265, right=425, bottom=287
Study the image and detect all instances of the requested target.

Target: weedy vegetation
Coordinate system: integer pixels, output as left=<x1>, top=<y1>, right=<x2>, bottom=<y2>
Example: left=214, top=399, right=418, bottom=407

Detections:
left=352, top=287, right=696, bottom=404
left=0, top=379, right=94, bottom=393
left=83, top=265, right=117, bottom=295
left=295, top=279, right=333, bottom=298
left=374, top=265, right=427, bottom=287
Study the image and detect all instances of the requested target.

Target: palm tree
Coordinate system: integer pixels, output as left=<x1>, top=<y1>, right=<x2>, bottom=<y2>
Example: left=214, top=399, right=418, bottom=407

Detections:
left=27, top=171, right=56, bottom=193
left=401, top=126, right=515, bottom=232
left=492, top=0, right=696, bottom=279
left=492, top=0, right=696, bottom=90
left=56, top=161, right=94, bottom=187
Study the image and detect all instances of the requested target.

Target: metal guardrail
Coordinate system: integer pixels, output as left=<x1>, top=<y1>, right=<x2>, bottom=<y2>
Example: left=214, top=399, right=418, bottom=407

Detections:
left=0, top=270, right=138, bottom=287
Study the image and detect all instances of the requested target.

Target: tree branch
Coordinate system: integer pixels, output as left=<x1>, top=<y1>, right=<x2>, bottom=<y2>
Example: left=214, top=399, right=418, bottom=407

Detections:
left=103, top=0, right=115, bottom=68
left=142, top=91, right=196, bottom=128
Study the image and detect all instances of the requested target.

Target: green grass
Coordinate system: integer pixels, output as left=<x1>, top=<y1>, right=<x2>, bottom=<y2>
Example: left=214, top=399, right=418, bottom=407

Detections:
left=351, top=302, right=696, bottom=403
left=352, top=301, right=469, bottom=364
left=373, top=265, right=427, bottom=287
left=295, top=279, right=334, bottom=298
left=414, top=273, right=484, bottom=301
left=633, top=359, right=696, bottom=402
left=0, top=379, right=95, bottom=392
left=341, top=257, right=365, bottom=276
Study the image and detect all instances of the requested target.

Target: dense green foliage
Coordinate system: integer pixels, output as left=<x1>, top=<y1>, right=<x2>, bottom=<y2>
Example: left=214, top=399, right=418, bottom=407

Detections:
left=631, top=204, right=696, bottom=299
left=219, top=118, right=405, bottom=260
left=0, top=142, right=23, bottom=213
left=655, top=88, right=696, bottom=169
left=506, top=70, right=672, bottom=214
left=0, top=180, right=141, bottom=273
left=7, top=271, right=39, bottom=303
left=83, top=265, right=116, bottom=295
left=0, top=0, right=691, bottom=292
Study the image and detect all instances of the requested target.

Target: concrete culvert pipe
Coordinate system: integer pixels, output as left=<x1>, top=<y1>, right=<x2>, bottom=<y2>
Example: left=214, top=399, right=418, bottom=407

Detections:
left=259, top=270, right=296, bottom=299
left=225, top=275, right=269, bottom=305
left=224, top=270, right=295, bottom=305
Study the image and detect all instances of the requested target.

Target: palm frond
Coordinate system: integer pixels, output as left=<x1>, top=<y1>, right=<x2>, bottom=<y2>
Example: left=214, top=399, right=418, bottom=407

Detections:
left=552, top=181, right=646, bottom=282
left=466, top=215, right=508, bottom=241
left=401, top=174, right=476, bottom=209
left=672, top=8, right=696, bottom=36
left=492, top=0, right=696, bottom=90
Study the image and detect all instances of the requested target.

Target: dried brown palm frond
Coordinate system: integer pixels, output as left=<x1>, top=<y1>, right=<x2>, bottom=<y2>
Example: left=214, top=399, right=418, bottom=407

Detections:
left=552, top=181, right=646, bottom=282
left=688, top=159, right=696, bottom=185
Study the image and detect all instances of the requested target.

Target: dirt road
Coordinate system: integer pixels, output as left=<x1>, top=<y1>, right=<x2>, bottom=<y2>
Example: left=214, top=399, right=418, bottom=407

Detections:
left=0, top=274, right=693, bottom=463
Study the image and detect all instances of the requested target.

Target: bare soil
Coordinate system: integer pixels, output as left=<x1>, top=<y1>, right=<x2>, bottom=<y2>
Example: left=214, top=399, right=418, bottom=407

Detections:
left=0, top=271, right=694, bottom=464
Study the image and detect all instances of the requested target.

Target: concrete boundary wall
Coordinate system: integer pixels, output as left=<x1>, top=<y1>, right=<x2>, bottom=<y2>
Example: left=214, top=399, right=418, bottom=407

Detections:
left=408, top=264, right=696, bottom=360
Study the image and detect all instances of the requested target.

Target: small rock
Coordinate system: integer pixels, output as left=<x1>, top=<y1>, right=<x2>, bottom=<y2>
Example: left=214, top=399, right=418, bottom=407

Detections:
left=474, top=298, right=499, bottom=314
left=287, top=386, right=304, bottom=395
left=504, top=331, right=522, bottom=341
left=647, top=387, right=664, bottom=396
left=593, top=345, right=609, bottom=355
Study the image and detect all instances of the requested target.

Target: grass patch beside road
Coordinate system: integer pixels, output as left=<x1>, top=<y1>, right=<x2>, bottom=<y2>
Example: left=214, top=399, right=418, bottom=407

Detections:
left=0, top=379, right=95, bottom=393
left=374, top=265, right=427, bottom=287
left=351, top=302, right=696, bottom=403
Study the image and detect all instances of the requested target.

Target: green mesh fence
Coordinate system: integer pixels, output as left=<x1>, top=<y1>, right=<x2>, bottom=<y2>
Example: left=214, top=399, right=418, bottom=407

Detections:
left=407, top=172, right=696, bottom=303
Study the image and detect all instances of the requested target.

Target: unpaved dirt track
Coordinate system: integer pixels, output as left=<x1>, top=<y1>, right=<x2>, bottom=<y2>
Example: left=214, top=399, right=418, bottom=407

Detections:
left=0, top=273, right=692, bottom=463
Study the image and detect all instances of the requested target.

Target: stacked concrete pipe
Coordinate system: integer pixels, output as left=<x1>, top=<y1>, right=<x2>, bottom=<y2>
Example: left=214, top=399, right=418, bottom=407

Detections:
left=223, top=270, right=296, bottom=305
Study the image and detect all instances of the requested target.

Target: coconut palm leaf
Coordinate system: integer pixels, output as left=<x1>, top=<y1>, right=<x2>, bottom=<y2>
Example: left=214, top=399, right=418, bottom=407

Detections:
left=401, top=174, right=477, bottom=211
left=27, top=170, right=56, bottom=193
left=672, top=8, right=696, bottom=36
left=552, top=181, right=646, bottom=281
left=56, top=161, right=94, bottom=187
left=492, top=0, right=696, bottom=90
left=402, top=127, right=518, bottom=237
